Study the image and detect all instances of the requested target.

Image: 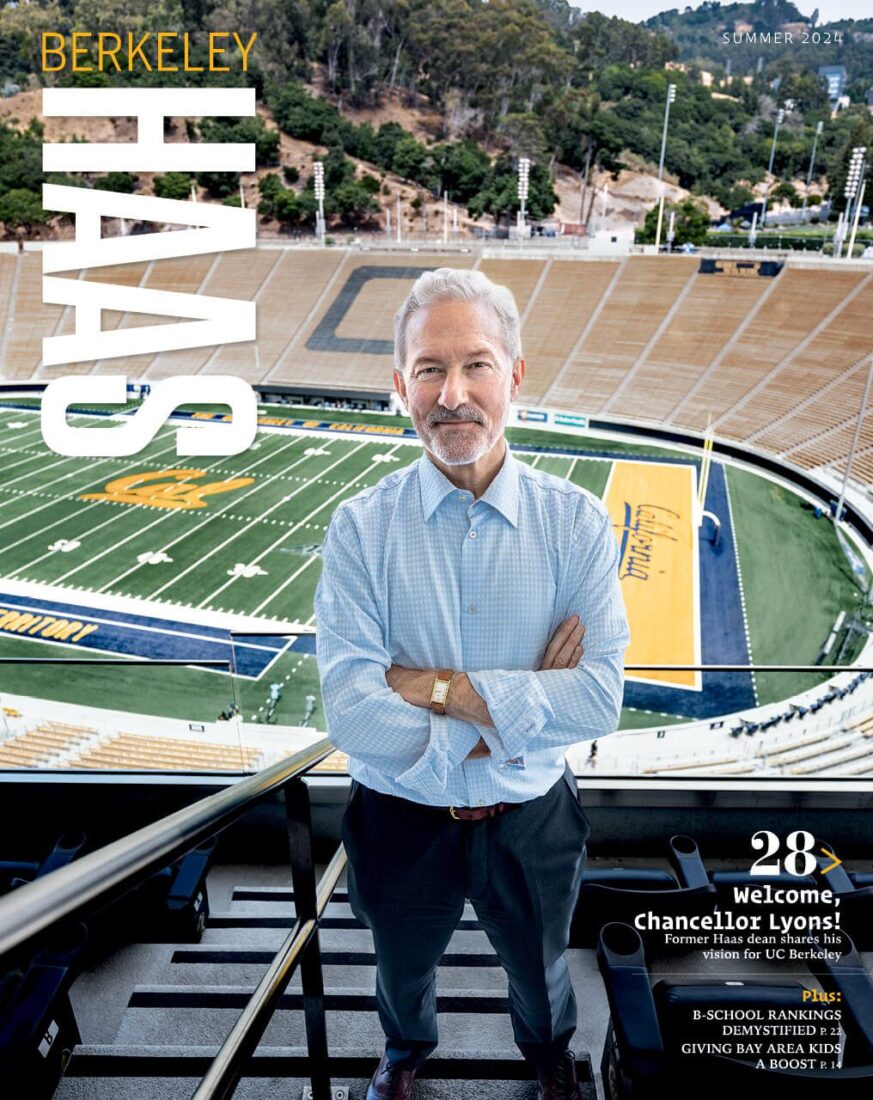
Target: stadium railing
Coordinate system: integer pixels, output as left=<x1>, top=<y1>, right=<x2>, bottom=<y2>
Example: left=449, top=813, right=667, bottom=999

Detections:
left=0, top=732, right=342, bottom=1100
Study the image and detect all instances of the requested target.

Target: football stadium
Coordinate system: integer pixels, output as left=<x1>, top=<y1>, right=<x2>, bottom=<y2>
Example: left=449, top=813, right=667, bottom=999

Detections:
left=2, top=1, right=873, bottom=1097
left=0, top=247, right=871, bottom=778
left=1, top=243, right=873, bottom=1097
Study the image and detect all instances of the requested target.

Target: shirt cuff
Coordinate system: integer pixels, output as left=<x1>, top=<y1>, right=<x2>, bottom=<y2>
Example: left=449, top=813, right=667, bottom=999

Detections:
left=394, top=715, right=481, bottom=800
left=466, top=670, right=555, bottom=762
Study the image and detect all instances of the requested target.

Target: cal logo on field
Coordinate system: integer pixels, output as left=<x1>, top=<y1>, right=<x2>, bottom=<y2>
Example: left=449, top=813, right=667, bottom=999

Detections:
left=81, top=469, right=254, bottom=511
left=605, top=461, right=700, bottom=690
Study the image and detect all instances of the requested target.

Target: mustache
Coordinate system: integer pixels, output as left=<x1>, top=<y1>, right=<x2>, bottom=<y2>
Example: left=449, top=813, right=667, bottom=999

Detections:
left=426, top=405, right=484, bottom=427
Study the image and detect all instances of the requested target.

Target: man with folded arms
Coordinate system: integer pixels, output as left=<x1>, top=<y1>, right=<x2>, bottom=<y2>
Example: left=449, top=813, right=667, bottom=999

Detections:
left=315, top=268, right=629, bottom=1100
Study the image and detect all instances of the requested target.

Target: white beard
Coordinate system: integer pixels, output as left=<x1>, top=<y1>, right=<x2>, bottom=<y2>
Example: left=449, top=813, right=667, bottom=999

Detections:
left=427, top=422, right=495, bottom=466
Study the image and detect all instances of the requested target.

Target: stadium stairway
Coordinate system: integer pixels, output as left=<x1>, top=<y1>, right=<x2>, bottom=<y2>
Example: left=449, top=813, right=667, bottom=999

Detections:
left=53, top=862, right=604, bottom=1099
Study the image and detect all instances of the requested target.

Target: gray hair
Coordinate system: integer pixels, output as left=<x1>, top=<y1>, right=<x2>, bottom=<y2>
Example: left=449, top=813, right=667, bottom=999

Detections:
left=393, top=267, right=522, bottom=373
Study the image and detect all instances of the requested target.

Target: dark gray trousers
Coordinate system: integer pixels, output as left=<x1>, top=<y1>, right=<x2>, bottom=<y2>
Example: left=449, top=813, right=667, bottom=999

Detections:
left=341, top=766, right=590, bottom=1072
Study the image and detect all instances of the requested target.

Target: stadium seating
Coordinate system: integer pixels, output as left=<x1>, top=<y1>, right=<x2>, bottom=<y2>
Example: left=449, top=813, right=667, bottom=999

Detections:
left=311, top=749, right=350, bottom=772
left=2, top=252, right=63, bottom=380
left=6, top=247, right=872, bottom=486
left=598, top=921, right=873, bottom=1098
left=64, top=732, right=262, bottom=772
left=0, top=723, right=96, bottom=767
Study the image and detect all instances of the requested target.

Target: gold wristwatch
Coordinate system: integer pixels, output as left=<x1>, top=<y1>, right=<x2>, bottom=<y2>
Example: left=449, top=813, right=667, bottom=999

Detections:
left=430, top=669, right=454, bottom=714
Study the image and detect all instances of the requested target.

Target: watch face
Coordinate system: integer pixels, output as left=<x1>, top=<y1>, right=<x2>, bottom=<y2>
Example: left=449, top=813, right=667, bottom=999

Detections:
left=433, top=682, right=449, bottom=703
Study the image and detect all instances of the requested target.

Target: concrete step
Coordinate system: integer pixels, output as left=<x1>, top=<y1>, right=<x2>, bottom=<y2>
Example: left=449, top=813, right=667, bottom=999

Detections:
left=200, top=925, right=493, bottom=953
left=157, top=944, right=508, bottom=990
left=206, top=911, right=485, bottom=931
left=225, top=889, right=482, bottom=925
left=114, top=985, right=517, bottom=1049
left=54, top=1044, right=597, bottom=1100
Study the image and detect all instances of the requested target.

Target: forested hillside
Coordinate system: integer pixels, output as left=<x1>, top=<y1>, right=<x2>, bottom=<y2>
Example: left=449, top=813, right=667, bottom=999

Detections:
left=0, top=0, right=870, bottom=235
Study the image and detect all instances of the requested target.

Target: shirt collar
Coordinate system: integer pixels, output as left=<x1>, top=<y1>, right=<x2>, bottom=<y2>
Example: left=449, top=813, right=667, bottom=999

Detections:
left=418, top=449, right=520, bottom=527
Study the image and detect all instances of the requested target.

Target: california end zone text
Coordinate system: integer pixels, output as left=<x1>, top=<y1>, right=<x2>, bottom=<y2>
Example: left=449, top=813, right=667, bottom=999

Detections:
left=40, top=87, right=260, bottom=459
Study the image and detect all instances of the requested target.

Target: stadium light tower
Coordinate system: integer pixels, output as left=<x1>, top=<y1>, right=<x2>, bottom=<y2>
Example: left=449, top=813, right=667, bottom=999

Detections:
left=654, top=82, right=677, bottom=251
left=837, top=146, right=866, bottom=259
left=517, top=157, right=530, bottom=242
left=801, top=120, right=824, bottom=219
left=846, top=146, right=868, bottom=260
left=760, top=107, right=785, bottom=227
left=313, top=160, right=326, bottom=247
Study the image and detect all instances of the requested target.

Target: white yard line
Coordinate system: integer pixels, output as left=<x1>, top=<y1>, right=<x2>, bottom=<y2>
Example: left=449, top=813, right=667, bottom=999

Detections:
left=0, top=411, right=55, bottom=446
left=0, top=446, right=73, bottom=478
left=723, top=466, right=758, bottom=707
left=40, top=447, right=255, bottom=586
left=0, top=446, right=88, bottom=491
left=0, top=415, right=181, bottom=505
left=250, top=556, right=319, bottom=616
left=0, top=436, right=182, bottom=541
left=144, top=440, right=373, bottom=600
left=567, top=455, right=579, bottom=482
left=0, top=574, right=308, bottom=634
left=599, top=459, right=616, bottom=503
left=78, top=433, right=311, bottom=592
left=221, top=443, right=404, bottom=614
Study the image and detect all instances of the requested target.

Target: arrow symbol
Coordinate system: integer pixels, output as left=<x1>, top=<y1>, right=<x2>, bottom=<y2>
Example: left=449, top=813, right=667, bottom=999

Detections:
left=820, top=847, right=843, bottom=875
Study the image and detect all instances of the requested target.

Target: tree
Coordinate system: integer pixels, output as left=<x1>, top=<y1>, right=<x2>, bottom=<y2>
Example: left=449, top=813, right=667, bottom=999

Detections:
left=266, top=81, right=355, bottom=147
left=0, top=188, right=50, bottom=233
left=330, top=178, right=380, bottom=224
left=93, top=172, right=138, bottom=193
left=257, top=172, right=285, bottom=219
left=0, top=119, right=44, bottom=195
left=204, top=0, right=311, bottom=84
left=431, top=141, right=491, bottom=202
left=773, top=181, right=799, bottom=206
left=391, top=136, right=429, bottom=182
left=497, top=113, right=548, bottom=162
left=637, top=198, right=710, bottom=247
left=468, top=155, right=557, bottom=224
left=198, top=116, right=280, bottom=168
left=0, top=0, right=67, bottom=80
left=153, top=173, right=194, bottom=200
left=196, top=171, right=240, bottom=199
left=827, top=113, right=873, bottom=216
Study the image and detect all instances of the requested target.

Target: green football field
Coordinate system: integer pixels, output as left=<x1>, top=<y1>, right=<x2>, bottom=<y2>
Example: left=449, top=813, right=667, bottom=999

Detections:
left=0, top=402, right=866, bottom=733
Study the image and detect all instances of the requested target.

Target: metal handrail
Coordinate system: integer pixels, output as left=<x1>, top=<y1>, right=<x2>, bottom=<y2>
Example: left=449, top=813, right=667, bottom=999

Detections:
left=0, top=737, right=333, bottom=959
left=626, top=665, right=873, bottom=672
left=0, top=659, right=229, bottom=666
left=193, top=843, right=348, bottom=1100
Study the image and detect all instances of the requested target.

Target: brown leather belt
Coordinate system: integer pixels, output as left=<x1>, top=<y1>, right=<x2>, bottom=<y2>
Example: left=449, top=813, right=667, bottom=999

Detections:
left=448, top=802, right=521, bottom=821
left=374, top=787, right=524, bottom=822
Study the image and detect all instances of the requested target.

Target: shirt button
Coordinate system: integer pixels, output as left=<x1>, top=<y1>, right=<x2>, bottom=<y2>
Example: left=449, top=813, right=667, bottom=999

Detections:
left=468, top=605, right=476, bottom=614
left=468, top=530, right=477, bottom=539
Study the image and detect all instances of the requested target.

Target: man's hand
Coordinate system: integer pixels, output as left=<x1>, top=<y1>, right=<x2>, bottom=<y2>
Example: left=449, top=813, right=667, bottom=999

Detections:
left=384, top=665, right=433, bottom=709
left=385, top=614, right=585, bottom=762
left=540, top=615, right=585, bottom=670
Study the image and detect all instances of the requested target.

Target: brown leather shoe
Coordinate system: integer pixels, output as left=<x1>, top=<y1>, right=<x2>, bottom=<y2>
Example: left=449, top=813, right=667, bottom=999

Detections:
left=365, top=1050, right=419, bottom=1099
left=536, top=1049, right=583, bottom=1100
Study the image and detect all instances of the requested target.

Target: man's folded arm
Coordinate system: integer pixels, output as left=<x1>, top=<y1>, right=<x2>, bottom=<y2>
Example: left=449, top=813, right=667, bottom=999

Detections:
left=466, top=650, right=625, bottom=762
left=315, top=506, right=480, bottom=798
left=465, top=508, right=630, bottom=762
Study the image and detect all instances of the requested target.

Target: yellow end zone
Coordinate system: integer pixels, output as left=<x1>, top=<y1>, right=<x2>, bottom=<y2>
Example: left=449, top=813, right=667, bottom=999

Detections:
left=604, top=460, right=700, bottom=691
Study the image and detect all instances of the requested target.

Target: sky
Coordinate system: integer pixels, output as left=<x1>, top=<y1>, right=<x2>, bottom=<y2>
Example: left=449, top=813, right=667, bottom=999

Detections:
left=569, top=1, right=869, bottom=23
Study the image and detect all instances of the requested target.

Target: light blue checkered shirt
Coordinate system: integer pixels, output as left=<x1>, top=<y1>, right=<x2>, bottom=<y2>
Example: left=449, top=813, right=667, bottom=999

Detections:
left=315, top=449, right=630, bottom=807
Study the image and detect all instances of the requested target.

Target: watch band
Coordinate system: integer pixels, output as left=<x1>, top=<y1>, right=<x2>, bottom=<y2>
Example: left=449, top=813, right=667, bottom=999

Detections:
left=430, top=669, right=454, bottom=714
